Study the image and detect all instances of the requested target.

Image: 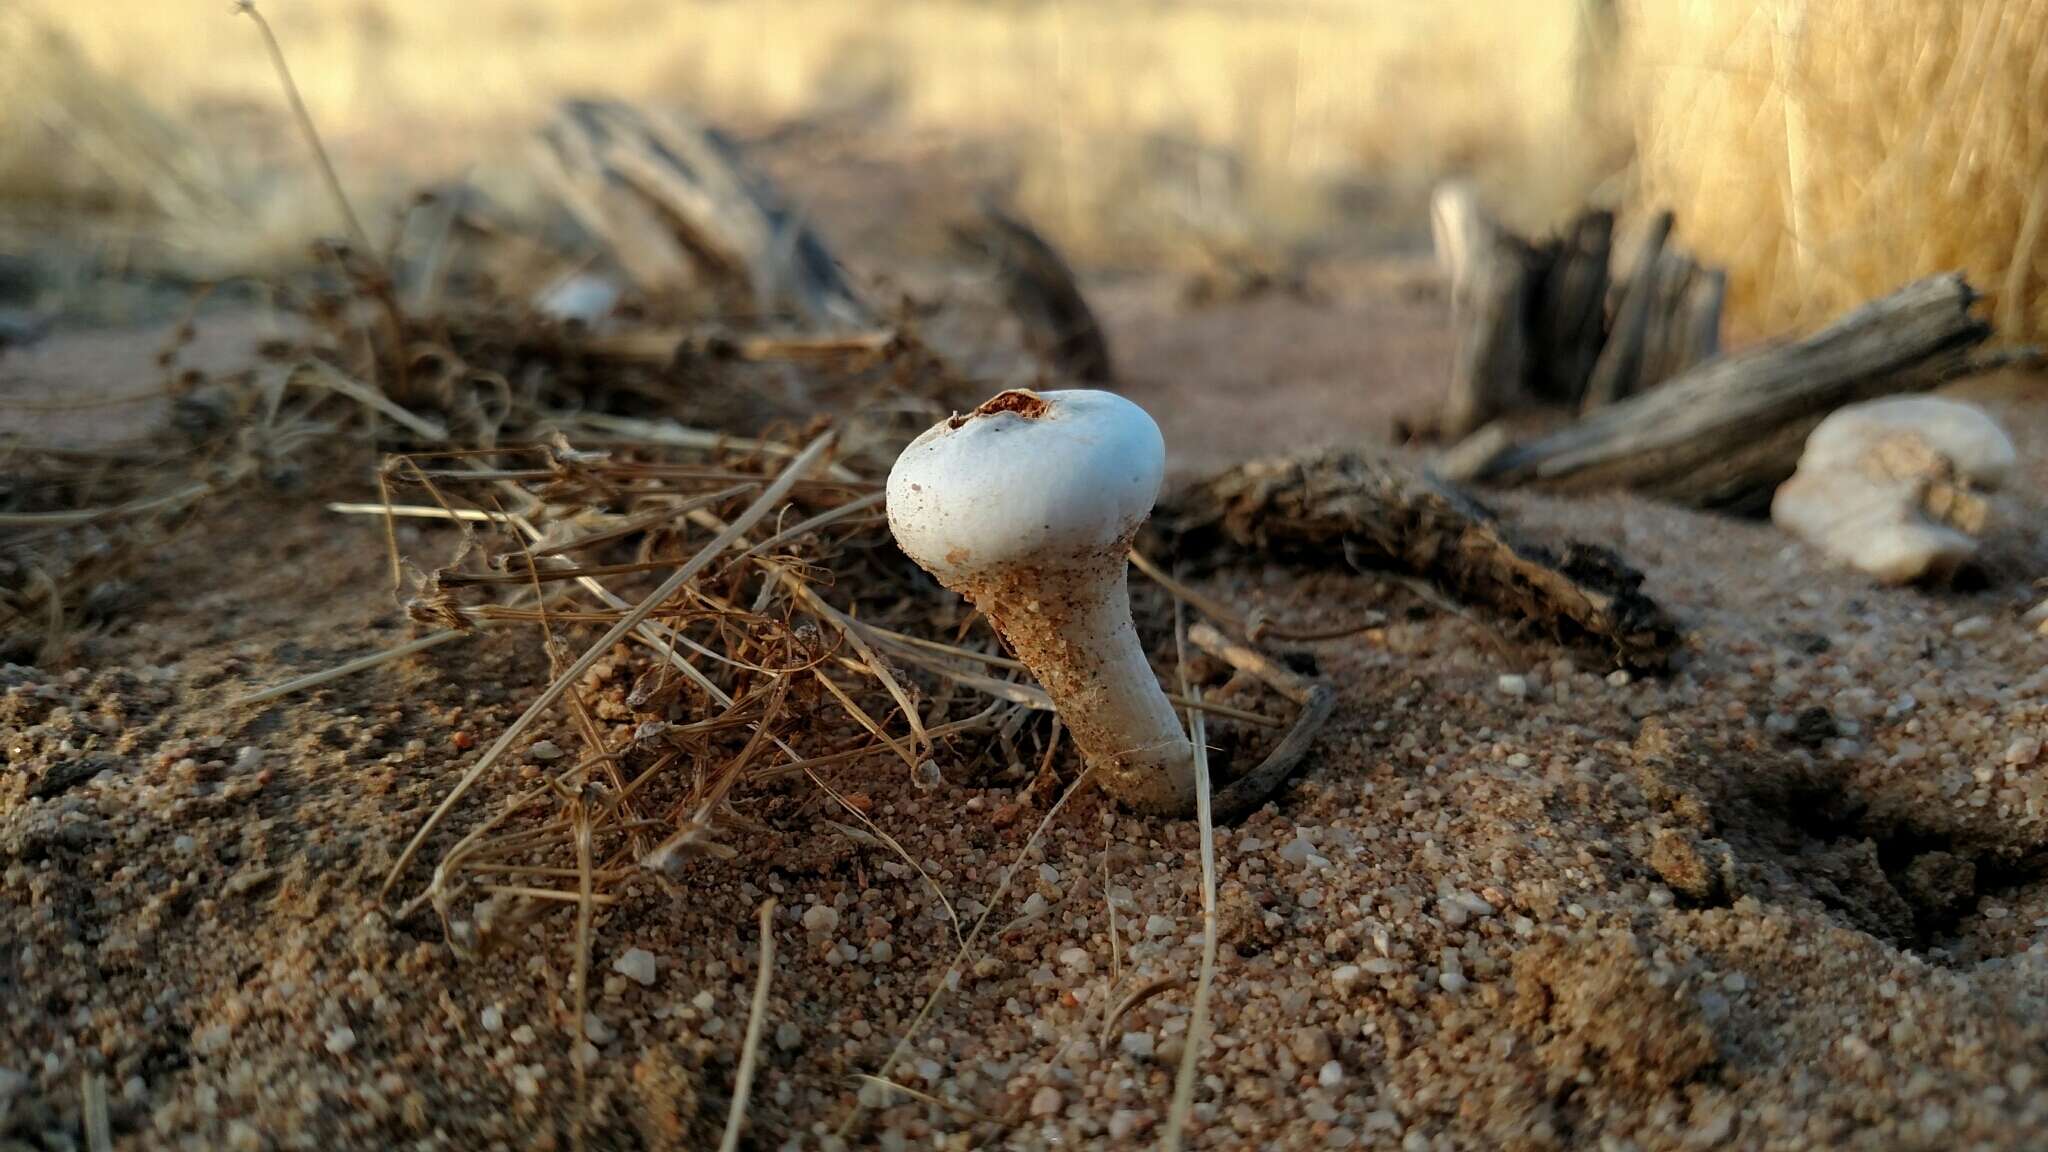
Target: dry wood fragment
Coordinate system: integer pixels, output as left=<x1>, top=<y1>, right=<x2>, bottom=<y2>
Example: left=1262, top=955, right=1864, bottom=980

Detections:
left=1439, top=274, right=1996, bottom=511
left=1581, top=211, right=1674, bottom=411
left=1187, top=622, right=1338, bottom=822
left=1431, top=183, right=1535, bottom=438
left=949, top=201, right=1114, bottom=384
left=1528, top=209, right=1612, bottom=406
left=1157, top=452, right=1681, bottom=671
left=536, top=100, right=873, bottom=329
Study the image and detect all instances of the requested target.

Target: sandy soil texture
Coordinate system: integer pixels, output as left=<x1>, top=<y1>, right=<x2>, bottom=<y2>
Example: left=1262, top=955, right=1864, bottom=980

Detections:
left=5, top=157, right=2048, bottom=1151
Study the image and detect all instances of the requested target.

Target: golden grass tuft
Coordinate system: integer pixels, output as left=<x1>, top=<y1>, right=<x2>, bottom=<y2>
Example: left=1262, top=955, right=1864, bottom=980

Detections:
left=1624, top=0, right=2048, bottom=342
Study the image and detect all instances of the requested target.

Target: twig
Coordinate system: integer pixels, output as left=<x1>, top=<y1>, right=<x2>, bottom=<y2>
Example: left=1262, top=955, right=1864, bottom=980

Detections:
left=1189, top=622, right=1339, bottom=822
left=1099, top=972, right=1186, bottom=1046
left=717, top=898, right=780, bottom=1152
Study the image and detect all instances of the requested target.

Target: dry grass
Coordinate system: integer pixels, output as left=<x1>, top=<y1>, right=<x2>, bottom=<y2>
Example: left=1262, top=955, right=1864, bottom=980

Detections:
left=4, top=0, right=1612, bottom=271
left=1625, top=0, right=2048, bottom=342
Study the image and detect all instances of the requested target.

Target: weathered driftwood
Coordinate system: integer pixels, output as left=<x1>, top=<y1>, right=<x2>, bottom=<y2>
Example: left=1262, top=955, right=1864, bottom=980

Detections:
left=949, top=201, right=1114, bottom=384
left=1157, top=451, right=1682, bottom=671
left=1581, top=210, right=1673, bottom=410
left=1431, top=183, right=1535, bottom=438
left=1528, top=208, right=1613, bottom=405
left=535, top=100, right=873, bottom=330
left=1438, top=274, right=1994, bottom=511
left=1429, top=190, right=1727, bottom=436
left=1637, top=256, right=1725, bottom=393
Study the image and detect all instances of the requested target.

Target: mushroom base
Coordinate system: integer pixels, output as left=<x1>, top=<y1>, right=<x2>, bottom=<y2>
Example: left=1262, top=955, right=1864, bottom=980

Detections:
left=953, top=557, right=1196, bottom=817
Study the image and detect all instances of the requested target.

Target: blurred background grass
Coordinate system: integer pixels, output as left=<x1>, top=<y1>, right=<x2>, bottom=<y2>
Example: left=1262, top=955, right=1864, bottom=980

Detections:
left=1, top=0, right=2042, bottom=341
left=0, top=1, right=1615, bottom=269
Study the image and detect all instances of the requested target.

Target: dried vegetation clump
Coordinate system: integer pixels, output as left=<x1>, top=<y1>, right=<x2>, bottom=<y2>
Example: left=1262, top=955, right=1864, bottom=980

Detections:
left=1624, top=0, right=2048, bottom=341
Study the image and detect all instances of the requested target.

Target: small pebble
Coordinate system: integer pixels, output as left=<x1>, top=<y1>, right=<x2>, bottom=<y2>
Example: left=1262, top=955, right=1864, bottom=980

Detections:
left=480, top=1006, right=504, bottom=1033
left=323, top=1026, right=357, bottom=1056
left=1144, top=914, right=1175, bottom=937
left=1290, top=1026, right=1334, bottom=1066
left=528, top=739, right=564, bottom=761
left=1318, top=1060, right=1345, bottom=1089
left=1606, top=669, right=1632, bottom=688
left=1439, top=971, right=1469, bottom=994
left=2004, top=736, right=2042, bottom=766
left=611, top=948, right=659, bottom=987
left=1120, top=1031, right=1155, bottom=1059
left=1331, top=964, right=1363, bottom=995
left=774, top=1022, right=803, bottom=1052
left=802, top=905, right=840, bottom=935
left=1058, top=947, right=1093, bottom=972
left=1030, top=1086, right=1064, bottom=1117
left=1497, top=674, right=1530, bottom=698
left=1951, top=615, right=1993, bottom=639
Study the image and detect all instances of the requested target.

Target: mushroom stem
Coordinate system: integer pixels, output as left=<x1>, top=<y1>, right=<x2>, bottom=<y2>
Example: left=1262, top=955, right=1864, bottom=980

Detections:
left=961, top=557, right=1194, bottom=815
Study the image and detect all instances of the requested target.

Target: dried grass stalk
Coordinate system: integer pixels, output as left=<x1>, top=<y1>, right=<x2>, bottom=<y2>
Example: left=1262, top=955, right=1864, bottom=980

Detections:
left=1624, top=0, right=2048, bottom=341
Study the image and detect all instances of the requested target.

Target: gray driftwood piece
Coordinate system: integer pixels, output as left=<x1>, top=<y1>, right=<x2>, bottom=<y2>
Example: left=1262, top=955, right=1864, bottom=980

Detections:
left=1429, top=189, right=1729, bottom=435
left=949, top=201, right=1114, bottom=384
left=536, top=100, right=874, bottom=329
left=1581, top=210, right=1673, bottom=410
left=1431, top=183, right=1535, bottom=438
left=1529, top=208, right=1613, bottom=406
left=1438, top=274, right=1993, bottom=511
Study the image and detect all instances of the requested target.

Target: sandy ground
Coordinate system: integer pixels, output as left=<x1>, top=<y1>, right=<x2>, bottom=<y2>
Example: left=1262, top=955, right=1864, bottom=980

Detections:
left=6, top=146, right=2048, bottom=1152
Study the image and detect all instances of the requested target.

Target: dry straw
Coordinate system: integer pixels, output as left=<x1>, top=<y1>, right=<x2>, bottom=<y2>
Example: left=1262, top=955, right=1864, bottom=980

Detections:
left=1624, top=0, right=2048, bottom=341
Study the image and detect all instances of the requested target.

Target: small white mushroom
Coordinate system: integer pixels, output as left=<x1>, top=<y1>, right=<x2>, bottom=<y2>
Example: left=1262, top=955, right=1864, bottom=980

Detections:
left=886, top=389, right=1194, bottom=815
left=1772, top=396, right=2015, bottom=584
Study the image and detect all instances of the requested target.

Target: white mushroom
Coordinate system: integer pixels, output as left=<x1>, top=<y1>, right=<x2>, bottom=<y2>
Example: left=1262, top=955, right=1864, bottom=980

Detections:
left=886, top=389, right=1194, bottom=815
left=1771, top=396, right=2016, bottom=584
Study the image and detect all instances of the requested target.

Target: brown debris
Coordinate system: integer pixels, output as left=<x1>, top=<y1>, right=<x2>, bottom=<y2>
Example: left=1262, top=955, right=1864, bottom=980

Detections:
left=1157, top=450, right=1681, bottom=671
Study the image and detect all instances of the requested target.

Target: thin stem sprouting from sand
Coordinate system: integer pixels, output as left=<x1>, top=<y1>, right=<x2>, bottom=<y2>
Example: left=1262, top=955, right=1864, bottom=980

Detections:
left=232, top=2, right=373, bottom=257
left=717, top=898, right=780, bottom=1152
left=1163, top=609, right=1217, bottom=1152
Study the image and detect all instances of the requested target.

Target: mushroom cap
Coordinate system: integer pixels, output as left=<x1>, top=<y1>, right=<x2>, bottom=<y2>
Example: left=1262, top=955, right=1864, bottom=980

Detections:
left=886, top=389, right=1166, bottom=579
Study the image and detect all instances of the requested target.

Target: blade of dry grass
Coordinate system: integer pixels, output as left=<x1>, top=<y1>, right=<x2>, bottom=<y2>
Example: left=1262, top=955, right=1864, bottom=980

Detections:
left=233, top=0, right=371, bottom=254
left=1163, top=622, right=1217, bottom=1152
left=717, top=897, right=781, bottom=1152
left=80, top=1073, right=112, bottom=1152
left=230, top=626, right=479, bottom=707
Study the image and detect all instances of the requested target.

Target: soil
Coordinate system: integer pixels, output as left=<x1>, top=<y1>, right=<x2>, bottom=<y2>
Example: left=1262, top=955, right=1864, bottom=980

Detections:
left=5, top=144, right=2048, bottom=1152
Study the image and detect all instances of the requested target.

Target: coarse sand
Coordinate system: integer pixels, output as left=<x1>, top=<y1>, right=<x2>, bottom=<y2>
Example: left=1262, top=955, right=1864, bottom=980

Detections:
left=4, top=148, right=2048, bottom=1150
